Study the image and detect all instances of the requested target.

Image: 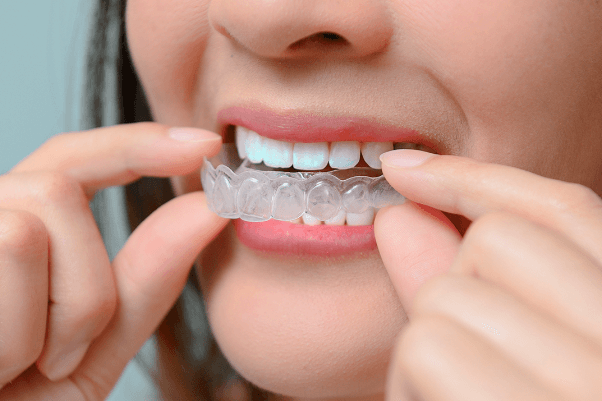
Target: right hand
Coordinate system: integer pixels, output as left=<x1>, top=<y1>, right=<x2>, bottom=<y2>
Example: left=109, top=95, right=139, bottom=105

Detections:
left=0, top=122, right=227, bottom=400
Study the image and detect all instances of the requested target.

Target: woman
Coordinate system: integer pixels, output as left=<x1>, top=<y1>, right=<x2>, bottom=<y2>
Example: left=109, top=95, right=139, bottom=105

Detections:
left=1, top=0, right=601, bottom=400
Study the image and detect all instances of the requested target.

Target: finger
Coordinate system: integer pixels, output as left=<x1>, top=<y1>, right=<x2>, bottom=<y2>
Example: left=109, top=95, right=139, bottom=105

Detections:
left=3, top=123, right=221, bottom=381
left=380, top=150, right=602, bottom=262
left=11, top=123, right=222, bottom=199
left=451, top=212, right=602, bottom=351
left=388, top=315, right=560, bottom=401
left=0, top=210, right=48, bottom=387
left=411, top=274, right=602, bottom=401
left=0, top=173, right=116, bottom=381
left=68, top=193, right=227, bottom=400
left=374, top=201, right=461, bottom=311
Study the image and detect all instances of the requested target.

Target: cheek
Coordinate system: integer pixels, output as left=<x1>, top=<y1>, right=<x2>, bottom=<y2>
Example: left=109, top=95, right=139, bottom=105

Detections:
left=126, top=0, right=211, bottom=124
left=198, top=226, right=406, bottom=398
left=397, top=0, right=602, bottom=169
left=401, top=0, right=602, bottom=100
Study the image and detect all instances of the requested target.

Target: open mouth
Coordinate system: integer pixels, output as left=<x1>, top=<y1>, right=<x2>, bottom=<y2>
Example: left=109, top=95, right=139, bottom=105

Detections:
left=205, top=105, right=443, bottom=256
left=225, top=124, right=436, bottom=226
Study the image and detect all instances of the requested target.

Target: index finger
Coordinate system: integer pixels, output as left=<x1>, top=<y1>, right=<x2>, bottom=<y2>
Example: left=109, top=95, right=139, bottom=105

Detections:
left=380, top=149, right=602, bottom=262
left=11, top=122, right=222, bottom=198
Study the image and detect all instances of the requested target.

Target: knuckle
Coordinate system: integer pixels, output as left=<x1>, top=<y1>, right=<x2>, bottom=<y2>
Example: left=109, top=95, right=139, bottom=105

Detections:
left=0, top=210, right=47, bottom=256
left=549, top=182, right=602, bottom=216
left=70, top=287, right=117, bottom=334
left=41, top=131, right=70, bottom=148
left=92, top=291, right=117, bottom=326
left=35, top=132, right=79, bottom=159
left=454, top=212, right=513, bottom=275
left=31, top=171, right=86, bottom=206
left=462, top=212, right=508, bottom=249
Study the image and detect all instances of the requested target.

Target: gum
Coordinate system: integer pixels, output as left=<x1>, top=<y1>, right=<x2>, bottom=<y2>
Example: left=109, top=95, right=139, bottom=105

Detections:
left=201, top=144, right=405, bottom=222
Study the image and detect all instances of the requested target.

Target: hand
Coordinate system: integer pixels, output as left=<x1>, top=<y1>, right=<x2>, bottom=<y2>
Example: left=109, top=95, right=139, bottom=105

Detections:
left=375, top=150, right=602, bottom=401
left=0, top=123, right=227, bottom=400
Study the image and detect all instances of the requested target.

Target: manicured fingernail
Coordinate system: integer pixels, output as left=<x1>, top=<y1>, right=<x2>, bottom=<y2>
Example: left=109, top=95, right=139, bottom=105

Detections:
left=44, top=343, right=89, bottom=381
left=168, top=127, right=221, bottom=142
left=380, top=149, right=436, bottom=168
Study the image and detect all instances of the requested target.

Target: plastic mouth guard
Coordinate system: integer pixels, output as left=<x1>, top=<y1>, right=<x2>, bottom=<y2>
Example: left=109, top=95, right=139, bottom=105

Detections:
left=201, top=144, right=406, bottom=222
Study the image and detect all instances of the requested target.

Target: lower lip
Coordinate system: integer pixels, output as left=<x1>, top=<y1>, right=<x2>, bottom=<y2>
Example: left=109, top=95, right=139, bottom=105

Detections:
left=234, top=219, right=377, bottom=257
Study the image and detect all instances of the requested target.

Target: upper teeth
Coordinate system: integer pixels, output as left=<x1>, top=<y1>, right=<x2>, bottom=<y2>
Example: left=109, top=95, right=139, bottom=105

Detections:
left=235, top=126, right=426, bottom=170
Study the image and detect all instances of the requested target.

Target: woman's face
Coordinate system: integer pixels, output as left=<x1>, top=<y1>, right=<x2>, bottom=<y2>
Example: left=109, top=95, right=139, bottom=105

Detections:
left=126, top=0, right=602, bottom=398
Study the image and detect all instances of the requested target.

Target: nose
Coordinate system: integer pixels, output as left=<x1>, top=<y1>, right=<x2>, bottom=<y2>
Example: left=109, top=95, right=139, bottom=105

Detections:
left=209, top=0, right=393, bottom=59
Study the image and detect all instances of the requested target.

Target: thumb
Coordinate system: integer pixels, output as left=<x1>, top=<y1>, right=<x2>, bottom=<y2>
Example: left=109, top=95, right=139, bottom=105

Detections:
left=374, top=201, right=461, bottom=315
left=72, top=192, right=227, bottom=398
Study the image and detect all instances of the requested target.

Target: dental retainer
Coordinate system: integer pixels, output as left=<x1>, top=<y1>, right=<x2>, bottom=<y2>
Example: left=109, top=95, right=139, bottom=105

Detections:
left=201, top=144, right=406, bottom=222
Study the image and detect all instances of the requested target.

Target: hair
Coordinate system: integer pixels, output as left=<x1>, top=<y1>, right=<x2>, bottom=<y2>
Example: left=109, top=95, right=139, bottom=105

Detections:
left=83, top=0, right=272, bottom=399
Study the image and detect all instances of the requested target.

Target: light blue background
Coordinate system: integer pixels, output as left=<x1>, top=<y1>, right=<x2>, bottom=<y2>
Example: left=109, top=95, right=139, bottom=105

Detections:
left=0, top=1, right=92, bottom=173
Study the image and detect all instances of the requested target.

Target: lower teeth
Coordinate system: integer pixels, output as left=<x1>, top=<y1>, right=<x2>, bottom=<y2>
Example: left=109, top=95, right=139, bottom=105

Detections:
left=289, top=208, right=377, bottom=226
left=201, top=144, right=405, bottom=224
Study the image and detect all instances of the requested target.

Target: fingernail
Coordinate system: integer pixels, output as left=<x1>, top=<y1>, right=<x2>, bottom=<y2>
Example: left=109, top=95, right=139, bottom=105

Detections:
left=44, top=343, right=89, bottom=381
left=168, top=127, right=221, bottom=142
left=380, top=149, right=436, bottom=168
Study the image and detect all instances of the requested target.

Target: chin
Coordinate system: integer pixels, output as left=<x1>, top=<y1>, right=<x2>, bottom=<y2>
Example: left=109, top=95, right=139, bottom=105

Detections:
left=197, top=223, right=406, bottom=398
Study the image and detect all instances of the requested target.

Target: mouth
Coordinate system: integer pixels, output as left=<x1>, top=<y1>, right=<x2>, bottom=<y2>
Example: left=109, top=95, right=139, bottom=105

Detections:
left=215, top=105, right=440, bottom=256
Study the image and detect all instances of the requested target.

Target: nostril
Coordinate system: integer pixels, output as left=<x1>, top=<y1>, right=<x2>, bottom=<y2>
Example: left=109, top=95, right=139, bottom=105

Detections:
left=288, top=32, right=349, bottom=51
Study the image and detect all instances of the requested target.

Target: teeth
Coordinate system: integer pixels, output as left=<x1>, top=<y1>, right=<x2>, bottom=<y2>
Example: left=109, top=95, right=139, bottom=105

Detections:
left=245, top=129, right=264, bottom=163
left=234, top=125, right=431, bottom=171
left=329, top=141, right=360, bottom=169
left=301, top=213, right=322, bottom=226
left=263, top=137, right=293, bottom=168
left=293, top=142, right=329, bottom=170
left=290, top=211, right=377, bottom=226
left=292, top=208, right=377, bottom=226
left=361, top=142, right=394, bottom=169
left=346, top=208, right=375, bottom=226
left=235, top=126, right=248, bottom=159
left=325, top=210, right=346, bottom=226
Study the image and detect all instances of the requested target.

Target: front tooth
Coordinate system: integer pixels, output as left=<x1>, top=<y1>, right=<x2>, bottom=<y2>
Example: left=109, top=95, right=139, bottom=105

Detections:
left=263, top=137, right=293, bottom=168
left=346, top=208, right=375, bottom=226
left=293, top=142, right=329, bottom=170
left=361, top=142, right=393, bottom=169
left=325, top=210, right=346, bottom=225
left=235, top=126, right=248, bottom=159
left=329, top=141, right=360, bottom=169
left=245, top=129, right=264, bottom=163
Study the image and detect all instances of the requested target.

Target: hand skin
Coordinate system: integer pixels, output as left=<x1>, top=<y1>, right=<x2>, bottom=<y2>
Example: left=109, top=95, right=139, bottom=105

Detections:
left=0, top=122, right=227, bottom=400
left=375, top=149, right=602, bottom=401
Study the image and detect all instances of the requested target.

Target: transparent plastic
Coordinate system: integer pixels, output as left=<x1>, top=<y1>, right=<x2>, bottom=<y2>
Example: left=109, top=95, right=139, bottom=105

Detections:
left=201, top=144, right=405, bottom=222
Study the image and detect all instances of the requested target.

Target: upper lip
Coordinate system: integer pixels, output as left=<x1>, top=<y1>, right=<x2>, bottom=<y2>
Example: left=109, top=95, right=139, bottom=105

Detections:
left=217, top=105, right=444, bottom=154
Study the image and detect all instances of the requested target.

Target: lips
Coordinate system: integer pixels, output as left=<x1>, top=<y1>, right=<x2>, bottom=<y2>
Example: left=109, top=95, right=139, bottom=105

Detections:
left=234, top=219, right=378, bottom=257
left=216, top=105, right=438, bottom=256
left=218, top=106, right=438, bottom=146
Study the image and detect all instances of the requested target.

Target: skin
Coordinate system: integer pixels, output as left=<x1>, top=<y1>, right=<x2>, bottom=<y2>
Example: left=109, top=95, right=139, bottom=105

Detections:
left=0, top=0, right=601, bottom=400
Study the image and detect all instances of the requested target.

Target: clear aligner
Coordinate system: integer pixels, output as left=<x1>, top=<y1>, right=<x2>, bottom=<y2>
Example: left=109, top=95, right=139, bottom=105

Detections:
left=201, top=144, right=405, bottom=222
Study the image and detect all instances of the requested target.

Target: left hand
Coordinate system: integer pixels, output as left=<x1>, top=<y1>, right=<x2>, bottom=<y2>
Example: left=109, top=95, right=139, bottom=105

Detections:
left=374, top=150, right=602, bottom=401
